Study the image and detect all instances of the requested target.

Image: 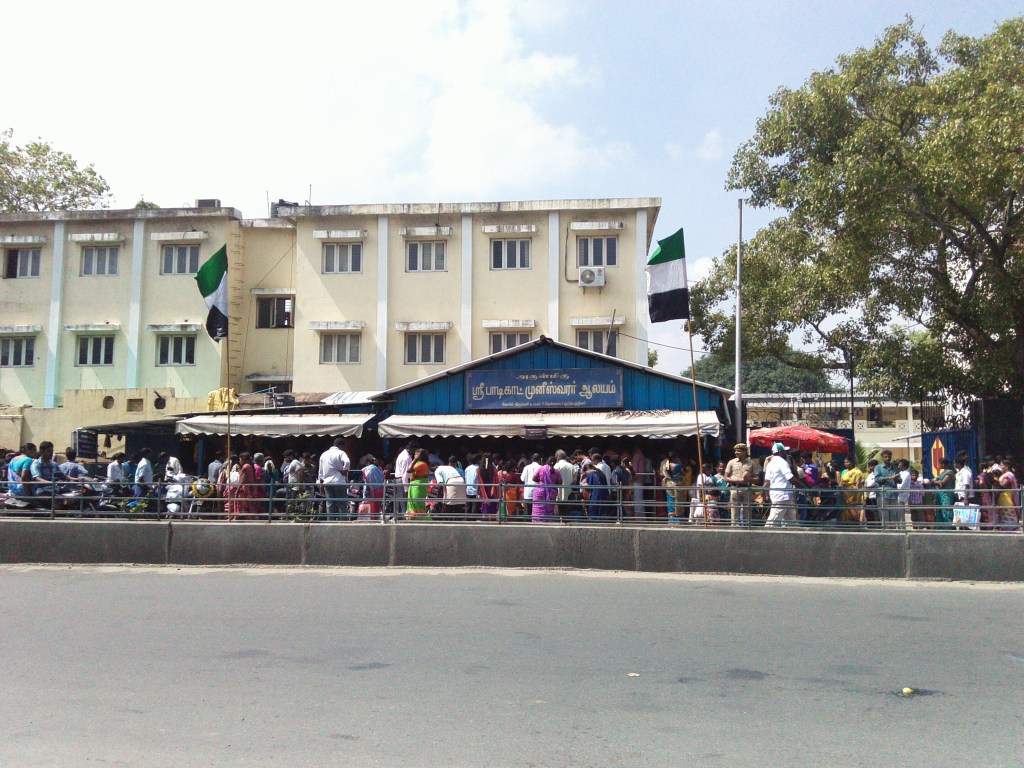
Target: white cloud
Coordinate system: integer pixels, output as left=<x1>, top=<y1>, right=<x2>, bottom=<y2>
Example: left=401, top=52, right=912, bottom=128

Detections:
left=695, top=129, right=725, bottom=163
left=3, top=0, right=626, bottom=213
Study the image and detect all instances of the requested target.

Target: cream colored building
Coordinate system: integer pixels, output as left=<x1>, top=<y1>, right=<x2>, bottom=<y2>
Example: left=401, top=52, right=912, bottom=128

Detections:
left=0, top=197, right=661, bottom=446
left=744, top=392, right=923, bottom=460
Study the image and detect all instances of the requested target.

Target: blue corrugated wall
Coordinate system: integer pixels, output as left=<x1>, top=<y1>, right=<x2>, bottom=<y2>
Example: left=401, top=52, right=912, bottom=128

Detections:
left=390, top=344, right=724, bottom=415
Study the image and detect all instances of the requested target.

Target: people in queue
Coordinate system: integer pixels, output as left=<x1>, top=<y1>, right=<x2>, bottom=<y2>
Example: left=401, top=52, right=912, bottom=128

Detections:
left=5, top=435, right=1022, bottom=536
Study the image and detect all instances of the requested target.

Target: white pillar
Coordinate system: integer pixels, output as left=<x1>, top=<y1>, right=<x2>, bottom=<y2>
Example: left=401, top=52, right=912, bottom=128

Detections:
left=634, top=208, right=649, bottom=366
left=43, top=221, right=66, bottom=408
left=125, top=218, right=146, bottom=389
left=547, top=211, right=560, bottom=341
left=461, top=213, right=473, bottom=364
left=375, top=215, right=389, bottom=391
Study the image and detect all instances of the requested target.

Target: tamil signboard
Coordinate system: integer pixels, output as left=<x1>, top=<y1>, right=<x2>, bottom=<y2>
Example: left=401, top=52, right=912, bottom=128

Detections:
left=467, top=368, right=624, bottom=410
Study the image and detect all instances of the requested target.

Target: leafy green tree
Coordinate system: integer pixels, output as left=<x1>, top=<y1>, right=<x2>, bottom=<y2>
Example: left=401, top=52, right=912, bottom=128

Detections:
left=684, top=348, right=838, bottom=393
left=691, top=18, right=1024, bottom=402
left=647, top=348, right=659, bottom=368
left=0, top=129, right=110, bottom=212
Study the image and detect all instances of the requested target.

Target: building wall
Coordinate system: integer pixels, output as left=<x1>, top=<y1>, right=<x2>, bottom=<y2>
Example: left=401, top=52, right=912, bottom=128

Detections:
left=1, top=198, right=660, bottom=446
left=1, top=208, right=241, bottom=413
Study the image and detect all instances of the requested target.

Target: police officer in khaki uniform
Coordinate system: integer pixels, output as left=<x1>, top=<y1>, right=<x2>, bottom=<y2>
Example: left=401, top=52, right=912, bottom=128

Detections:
left=723, top=443, right=755, bottom=526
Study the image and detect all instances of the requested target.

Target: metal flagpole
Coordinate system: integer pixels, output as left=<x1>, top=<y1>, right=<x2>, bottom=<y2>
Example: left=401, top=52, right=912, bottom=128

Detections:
left=735, top=199, right=744, bottom=443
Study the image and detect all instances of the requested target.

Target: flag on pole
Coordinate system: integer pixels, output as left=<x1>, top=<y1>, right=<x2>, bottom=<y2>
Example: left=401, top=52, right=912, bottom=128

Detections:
left=646, top=227, right=689, bottom=322
left=195, top=245, right=229, bottom=341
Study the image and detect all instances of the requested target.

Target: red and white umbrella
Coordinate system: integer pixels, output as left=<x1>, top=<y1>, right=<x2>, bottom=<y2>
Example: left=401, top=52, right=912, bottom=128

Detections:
left=748, top=425, right=850, bottom=453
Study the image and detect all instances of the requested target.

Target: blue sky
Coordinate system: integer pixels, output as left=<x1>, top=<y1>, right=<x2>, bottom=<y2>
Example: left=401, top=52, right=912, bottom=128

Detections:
left=6, top=0, right=1021, bottom=374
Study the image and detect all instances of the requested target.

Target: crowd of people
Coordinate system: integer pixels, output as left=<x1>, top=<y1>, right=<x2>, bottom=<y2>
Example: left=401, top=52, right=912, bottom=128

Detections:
left=2, top=437, right=1021, bottom=531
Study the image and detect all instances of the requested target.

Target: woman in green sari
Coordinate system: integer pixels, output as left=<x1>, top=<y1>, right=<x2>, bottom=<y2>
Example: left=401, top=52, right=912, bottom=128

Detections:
left=932, top=457, right=956, bottom=530
left=405, top=449, right=432, bottom=520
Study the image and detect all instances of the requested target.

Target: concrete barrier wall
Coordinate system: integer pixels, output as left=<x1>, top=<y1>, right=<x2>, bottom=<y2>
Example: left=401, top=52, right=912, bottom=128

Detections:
left=0, top=520, right=1021, bottom=581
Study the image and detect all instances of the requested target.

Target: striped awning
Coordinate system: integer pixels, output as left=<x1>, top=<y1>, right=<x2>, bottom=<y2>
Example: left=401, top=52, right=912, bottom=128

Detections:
left=176, top=413, right=373, bottom=438
left=376, top=410, right=721, bottom=439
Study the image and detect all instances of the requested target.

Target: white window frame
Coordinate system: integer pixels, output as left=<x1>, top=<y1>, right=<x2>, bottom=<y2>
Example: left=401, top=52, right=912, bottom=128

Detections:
left=160, top=244, right=201, bottom=275
left=322, top=242, right=363, bottom=274
left=81, top=246, right=119, bottom=276
left=490, top=238, right=531, bottom=270
left=320, top=332, right=361, bottom=364
left=256, top=296, right=294, bottom=329
left=156, top=334, right=196, bottom=366
left=489, top=331, right=531, bottom=354
left=406, top=241, right=446, bottom=272
left=576, top=236, right=618, bottom=268
left=405, top=332, right=445, bottom=364
left=577, top=329, right=617, bottom=357
left=4, top=248, right=41, bottom=279
left=77, top=335, right=115, bottom=366
left=0, top=336, right=35, bottom=368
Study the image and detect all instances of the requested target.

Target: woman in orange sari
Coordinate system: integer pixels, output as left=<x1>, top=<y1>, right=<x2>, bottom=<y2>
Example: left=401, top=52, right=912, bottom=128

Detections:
left=500, top=459, right=521, bottom=519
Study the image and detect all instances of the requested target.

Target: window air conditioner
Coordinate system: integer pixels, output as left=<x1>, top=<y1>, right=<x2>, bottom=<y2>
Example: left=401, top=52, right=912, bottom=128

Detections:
left=578, top=266, right=606, bottom=287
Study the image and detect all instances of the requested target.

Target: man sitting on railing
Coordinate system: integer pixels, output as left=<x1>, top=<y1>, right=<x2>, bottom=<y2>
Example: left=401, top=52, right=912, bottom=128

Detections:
left=29, top=441, right=72, bottom=509
left=6, top=443, right=37, bottom=501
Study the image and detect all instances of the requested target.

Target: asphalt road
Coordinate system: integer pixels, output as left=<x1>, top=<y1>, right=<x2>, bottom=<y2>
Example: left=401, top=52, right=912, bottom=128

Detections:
left=1, top=566, right=1022, bottom=768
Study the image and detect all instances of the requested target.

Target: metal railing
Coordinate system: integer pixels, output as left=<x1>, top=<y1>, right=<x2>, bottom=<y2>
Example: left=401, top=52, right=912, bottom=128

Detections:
left=1, top=477, right=1022, bottom=532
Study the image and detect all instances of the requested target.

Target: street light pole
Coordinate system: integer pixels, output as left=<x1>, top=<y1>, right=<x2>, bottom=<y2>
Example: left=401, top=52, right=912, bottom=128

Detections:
left=735, top=199, right=744, bottom=443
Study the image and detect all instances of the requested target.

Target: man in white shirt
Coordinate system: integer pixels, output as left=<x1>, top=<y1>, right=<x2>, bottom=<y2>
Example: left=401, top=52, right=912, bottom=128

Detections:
left=895, top=458, right=912, bottom=530
left=764, top=442, right=798, bottom=526
left=554, top=450, right=577, bottom=520
left=160, top=452, right=183, bottom=480
left=105, top=452, right=126, bottom=495
left=520, top=453, right=542, bottom=518
left=318, top=438, right=351, bottom=520
left=463, top=454, right=480, bottom=519
left=394, top=441, right=417, bottom=517
left=434, top=456, right=467, bottom=521
left=954, top=455, right=973, bottom=503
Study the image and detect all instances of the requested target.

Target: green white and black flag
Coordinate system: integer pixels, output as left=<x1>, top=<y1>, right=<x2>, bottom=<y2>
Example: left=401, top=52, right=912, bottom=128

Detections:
left=195, top=245, right=229, bottom=341
left=646, top=227, right=689, bottom=322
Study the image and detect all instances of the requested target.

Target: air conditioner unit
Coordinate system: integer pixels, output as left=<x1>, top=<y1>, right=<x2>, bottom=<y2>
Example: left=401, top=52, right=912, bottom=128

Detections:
left=578, top=266, right=606, bottom=287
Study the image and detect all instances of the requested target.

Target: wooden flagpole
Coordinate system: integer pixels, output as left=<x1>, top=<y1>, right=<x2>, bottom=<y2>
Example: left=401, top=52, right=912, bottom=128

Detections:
left=685, top=320, right=708, bottom=527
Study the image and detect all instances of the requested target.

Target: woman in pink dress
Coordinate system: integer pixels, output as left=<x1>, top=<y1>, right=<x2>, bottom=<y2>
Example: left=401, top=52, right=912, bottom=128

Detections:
left=230, top=452, right=257, bottom=520
left=531, top=456, right=560, bottom=523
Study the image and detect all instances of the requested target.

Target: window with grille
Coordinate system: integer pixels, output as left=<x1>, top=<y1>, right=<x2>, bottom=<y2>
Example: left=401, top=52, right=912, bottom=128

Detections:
left=407, top=241, right=446, bottom=272
left=576, top=236, right=618, bottom=268
left=156, top=335, right=196, bottom=366
left=256, top=297, right=294, bottom=328
left=4, top=248, right=41, bottom=279
left=405, top=332, right=445, bottom=364
left=577, top=329, right=616, bottom=357
left=322, top=242, right=362, bottom=274
left=490, top=239, right=531, bottom=270
left=81, top=246, right=119, bottom=276
left=0, top=337, right=34, bottom=367
left=77, top=335, right=115, bottom=366
left=161, top=244, right=200, bottom=275
left=490, top=332, right=531, bottom=354
left=320, top=333, right=361, bottom=364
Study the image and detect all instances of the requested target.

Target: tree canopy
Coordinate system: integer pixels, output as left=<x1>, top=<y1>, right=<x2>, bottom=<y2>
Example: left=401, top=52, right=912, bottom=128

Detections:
left=684, top=348, right=838, bottom=393
left=0, top=129, right=110, bottom=212
left=690, top=17, right=1024, bottom=403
